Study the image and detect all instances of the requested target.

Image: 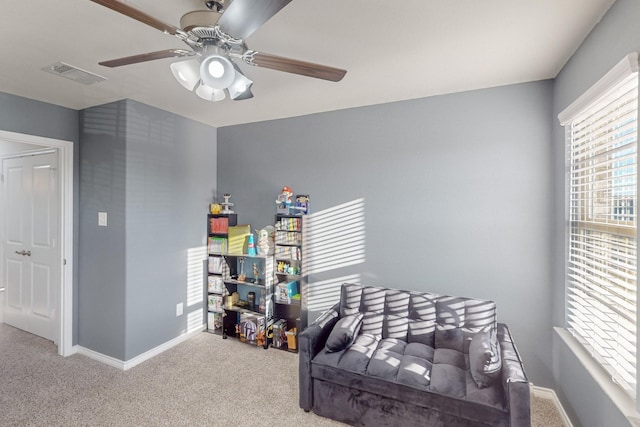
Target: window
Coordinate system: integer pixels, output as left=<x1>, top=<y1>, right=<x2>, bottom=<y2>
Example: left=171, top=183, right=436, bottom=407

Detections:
left=560, top=53, right=639, bottom=396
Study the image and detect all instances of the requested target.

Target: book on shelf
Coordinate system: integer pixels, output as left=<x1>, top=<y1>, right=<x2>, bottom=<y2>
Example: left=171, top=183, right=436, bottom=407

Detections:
left=209, top=217, right=230, bottom=234
left=275, top=230, right=302, bottom=245
left=208, top=236, right=228, bottom=254
left=275, top=246, right=301, bottom=260
left=208, top=312, right=222, bottom=331
left=227, top=225, right=251, bottom=254
left=276, top=217, right=301, bottom=231
left=208, top=294, right=223, bottom=312
left=275, top=280, right=299, bottom=304
left=208, top=256, right=225, bottom=274
left=208, top=276, right=224, bottom=293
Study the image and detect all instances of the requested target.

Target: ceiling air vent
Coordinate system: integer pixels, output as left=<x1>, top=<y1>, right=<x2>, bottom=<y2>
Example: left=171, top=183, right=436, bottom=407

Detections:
left=41, top=62, right=107, bottom=85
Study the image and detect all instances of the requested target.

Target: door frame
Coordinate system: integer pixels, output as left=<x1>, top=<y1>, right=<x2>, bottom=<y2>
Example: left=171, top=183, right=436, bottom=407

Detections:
left=0, top=130, right=73, bottom=356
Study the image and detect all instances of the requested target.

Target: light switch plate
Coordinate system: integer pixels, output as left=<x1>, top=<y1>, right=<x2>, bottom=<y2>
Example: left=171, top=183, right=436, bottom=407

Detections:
left=98, top=212, right=107, bottom=227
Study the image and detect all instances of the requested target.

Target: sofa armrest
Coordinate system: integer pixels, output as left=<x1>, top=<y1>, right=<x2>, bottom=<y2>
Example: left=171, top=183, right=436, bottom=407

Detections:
left=497, top=323, right=531, bottom=427
left=298, top=302, right=340, bottom=411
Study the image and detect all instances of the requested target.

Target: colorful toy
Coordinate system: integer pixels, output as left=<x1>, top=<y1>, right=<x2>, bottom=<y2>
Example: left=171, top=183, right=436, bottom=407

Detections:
left=276, top=186, right=294, bottom=214
left=256, top=328, right=266, bottom=347
left=209, top=203, right=222, bottom=214
left=295, top=194, right=310, bottom=215
left=247, top=233, right=257, bottom=256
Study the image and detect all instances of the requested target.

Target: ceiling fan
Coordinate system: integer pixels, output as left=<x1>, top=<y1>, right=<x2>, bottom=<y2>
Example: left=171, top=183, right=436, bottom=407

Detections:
left=90, top=0, right=347, bottom=102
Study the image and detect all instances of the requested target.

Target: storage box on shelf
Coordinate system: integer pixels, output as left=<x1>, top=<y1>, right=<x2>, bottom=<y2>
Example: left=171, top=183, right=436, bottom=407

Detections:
left=272, top=214, right=305, bottom=352
left=206, top=213, right=237, bottom=335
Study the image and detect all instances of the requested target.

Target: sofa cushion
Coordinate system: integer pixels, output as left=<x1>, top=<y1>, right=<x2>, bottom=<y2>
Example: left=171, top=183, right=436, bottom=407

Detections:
left=384, top=314, right=409, bottom=339
left=407, top=318, right=436, bottom=345
left=430, top=362, right=467, bottom=398
left=312, top=333, right=506, bottom=411
left=325, top=313, right=363, bottom=352
left=339, top=284, right=497, bottom=344
left=469, top=328, right=502, bottom=388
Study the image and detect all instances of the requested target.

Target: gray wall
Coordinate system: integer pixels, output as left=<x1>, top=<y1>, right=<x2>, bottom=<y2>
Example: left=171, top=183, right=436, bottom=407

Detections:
left=79, top=100, right=217, bottom=361
left=0, top=93, right=79, bottom=143
left=552, top=0, right=640, bottom=425
left=79, top=101, right=127, bottom=358
left=218, top=80, right=555, bottom=387
left=0, top=92, right=80, bottom=343
left=123, top=101, right=217, bottom=360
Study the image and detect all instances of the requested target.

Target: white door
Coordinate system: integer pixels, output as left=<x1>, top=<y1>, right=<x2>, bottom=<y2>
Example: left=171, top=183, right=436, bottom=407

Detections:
left=2, top=151, right=59, bottom=342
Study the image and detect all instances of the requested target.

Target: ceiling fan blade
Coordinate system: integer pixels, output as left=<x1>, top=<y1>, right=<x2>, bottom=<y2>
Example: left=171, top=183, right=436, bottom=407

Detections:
left=217, top=0, right=292, bottom=40
left=99, top=49, right=195, bottom=68
left=245, top=52, right=346, bottom=82
left=89, top=0, right=181, bottom=35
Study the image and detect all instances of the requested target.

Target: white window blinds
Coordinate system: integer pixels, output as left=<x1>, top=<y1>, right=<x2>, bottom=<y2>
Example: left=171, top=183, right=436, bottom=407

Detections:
left=564, top=60, right=639, bottom=395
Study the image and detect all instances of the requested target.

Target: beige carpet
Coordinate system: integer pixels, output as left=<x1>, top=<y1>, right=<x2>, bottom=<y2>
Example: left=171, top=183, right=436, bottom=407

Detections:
left=0, top=323, right=566, bottom=426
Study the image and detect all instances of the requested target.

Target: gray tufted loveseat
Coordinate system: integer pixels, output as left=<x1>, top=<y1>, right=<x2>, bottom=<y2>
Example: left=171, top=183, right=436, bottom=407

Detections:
left=299, top=283, right=530, bottom=427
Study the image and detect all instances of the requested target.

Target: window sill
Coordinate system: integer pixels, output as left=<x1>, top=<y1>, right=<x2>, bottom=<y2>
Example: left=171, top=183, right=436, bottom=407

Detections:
left=554, top=327, right=640, bottom=426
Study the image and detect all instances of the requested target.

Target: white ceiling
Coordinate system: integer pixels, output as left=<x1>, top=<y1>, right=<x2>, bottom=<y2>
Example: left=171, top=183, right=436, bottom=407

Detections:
left=0, top=0, right=615, bottom=128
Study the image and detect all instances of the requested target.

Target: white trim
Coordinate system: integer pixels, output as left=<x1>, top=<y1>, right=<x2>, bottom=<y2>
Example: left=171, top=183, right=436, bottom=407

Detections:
left=531, top=385, right=574, bottom=427
left=1, top=148, right=57, bottom=159
left=0, top=129, right=74, bottom=357
left=75, top=345, right=125, bottom=370
left=75, top=326, right=206, bottom=371
left=558, top=52, right=639, bottom=124
left=555, top=327, right=640, bottom=425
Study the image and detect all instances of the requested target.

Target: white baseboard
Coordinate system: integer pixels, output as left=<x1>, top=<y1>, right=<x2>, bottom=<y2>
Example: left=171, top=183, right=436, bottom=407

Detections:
left=75, top=325, right=206, bottom=371
left=76, top=345, right=126, bottom=370
left=531, top=385, right=573, bottom=427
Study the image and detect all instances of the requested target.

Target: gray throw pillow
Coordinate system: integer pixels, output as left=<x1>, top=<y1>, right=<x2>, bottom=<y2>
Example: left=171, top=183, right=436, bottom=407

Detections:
left=469, top=328, right=501, bottom=388
left=325, top=313, right=364, bottom=352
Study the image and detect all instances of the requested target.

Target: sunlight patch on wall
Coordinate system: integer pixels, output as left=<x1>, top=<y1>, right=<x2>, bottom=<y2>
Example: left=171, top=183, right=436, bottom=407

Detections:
left=187, top=246, right=207, bottom=307
left=307, top=274, right=361, bottom=312
left=304, top=198, right=366, bottom=314
left=305, top=198, right=366, bottom=275
left=187, top=309, right=203, bottom=334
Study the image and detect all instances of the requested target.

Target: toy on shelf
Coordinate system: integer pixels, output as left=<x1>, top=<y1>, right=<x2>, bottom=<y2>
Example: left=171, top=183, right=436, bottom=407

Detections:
left=277, top=261, right=300, bottom=275
left=294, top=195, right=310, bottom=215
left=252, top=262, right=260, bottom=284
left=256, top=225, right=275, bottom=255
left=247, top=233, right=257, bottom=256
left=276, top=186, right=294, bottom=214
left=237, top=257, right=246, bottom=282
left=209, top=203, right=222, bottom=214
left=276, top=187, right=310, bottom=215
left=220, top=193, right=234, bottom=214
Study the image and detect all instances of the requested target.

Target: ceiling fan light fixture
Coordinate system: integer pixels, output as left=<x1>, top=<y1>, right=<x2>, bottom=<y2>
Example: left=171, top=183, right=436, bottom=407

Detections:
left=195, top=82, right=226, bottom=102
left=200, top=55, right=235, bottom=89
left=170, top=60, right=200, bottom=91
left=92, top=0, right=348, bottom=103
left=212, top=88, right=226, bottom=102
left=228, top=66, right=253, bottom=100
left=232, top=87, right=254, bottom=101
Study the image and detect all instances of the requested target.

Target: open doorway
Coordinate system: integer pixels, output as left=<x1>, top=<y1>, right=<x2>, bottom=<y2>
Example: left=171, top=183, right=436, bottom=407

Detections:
left=0, top=130, right=73, bottom=356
